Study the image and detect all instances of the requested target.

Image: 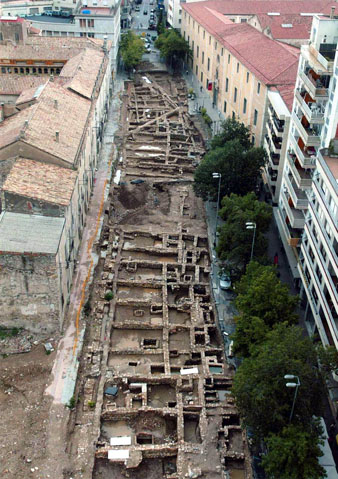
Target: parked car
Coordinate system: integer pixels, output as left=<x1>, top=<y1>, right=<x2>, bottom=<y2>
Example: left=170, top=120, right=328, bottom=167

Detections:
left=219, top=272, right=231, bottom=290
left=60, top=10, right=72, bottom=17
left=149, top=23, right=156, bottom=30
left=44, top=10, right=53, bottom=15
left=52, top=10, right=61, bottom=16
left=135, top=5, right=140, bottom=11
left=143, top=9, right=148, bottom=15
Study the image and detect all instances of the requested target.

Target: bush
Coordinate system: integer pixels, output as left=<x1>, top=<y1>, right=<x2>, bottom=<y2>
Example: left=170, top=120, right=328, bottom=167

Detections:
left=104, top=291, right=114, bottom=301
left=67, top=396, right=76, bottom=409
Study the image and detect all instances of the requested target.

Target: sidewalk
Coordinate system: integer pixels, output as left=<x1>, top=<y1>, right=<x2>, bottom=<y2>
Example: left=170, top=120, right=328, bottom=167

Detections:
left=41, top=74, right=126, bottom=479
left=184, top=69, right=225, bottom=135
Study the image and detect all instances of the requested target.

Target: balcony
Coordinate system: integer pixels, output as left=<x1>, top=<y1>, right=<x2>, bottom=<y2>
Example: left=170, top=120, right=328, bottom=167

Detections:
left=276, top=207, right=301, bottom=247
left=267, top=126, right=282, bottom=153
left=292, top=112, right=321, bottom=147
left=282, top=191, right=305, bottom=229
left=287, top=152, right=313, bottom=189
left=289, top=135, right=316, bottom=168
left=264, top=136, right=280, bottom=169
left=299, top=70, right=329, bottom=99
left=284, top=173, right=308, bottom=209
left=294, top=89, right=325, bottom=124
left=272, top=116, right=284, bottom=137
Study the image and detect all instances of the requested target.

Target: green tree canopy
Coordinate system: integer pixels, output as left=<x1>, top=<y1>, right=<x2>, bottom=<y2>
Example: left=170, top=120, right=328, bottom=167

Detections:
left=120, top=31, right=145, bottom=71
left=211, top=117, right=251, bottom=150
left=232, top=315, right=269, bottom=358
left=193, top=139, right=267, bottom=201
left=232, top=323, right=324, bottom=437
left=155, top=30, right=191, bottom=68
left=235, top=261, right=298, bottom=327
left=216, top=193, right=272, bottom=268
left=262, top=422, right=326, bottom=479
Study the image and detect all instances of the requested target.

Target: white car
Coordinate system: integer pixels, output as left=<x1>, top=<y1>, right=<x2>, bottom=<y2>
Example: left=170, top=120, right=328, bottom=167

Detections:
left=220, top=272, right=231, bottom=290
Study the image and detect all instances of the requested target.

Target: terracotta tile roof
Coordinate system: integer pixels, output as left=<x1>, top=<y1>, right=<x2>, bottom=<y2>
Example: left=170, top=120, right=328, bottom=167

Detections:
left=60, top=48, right=105, bottom=99
left=0, top=75, right=47, bottom=96
left=0, top=81, right=91, bottom=164
left=183, top=5, right=300, bottom=85
left=22, top=81, right=91, bottom=165
left=0, top=107, right=31, bottom=150
left=256, top=13, right=313, bottom=39
left=3, top=158, right=77, bottom=206
left=16, top=82, right=47, bottom=106
left=184, top=0, right=333, bottom=16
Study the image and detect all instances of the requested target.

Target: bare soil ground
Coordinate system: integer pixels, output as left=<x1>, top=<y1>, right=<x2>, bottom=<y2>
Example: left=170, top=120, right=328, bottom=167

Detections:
left=0, top=346, right=55, bottom=479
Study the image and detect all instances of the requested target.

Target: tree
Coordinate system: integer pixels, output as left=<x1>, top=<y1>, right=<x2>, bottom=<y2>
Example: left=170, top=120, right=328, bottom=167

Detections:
left=235, top=261, right=298, bottom=327
left=216, top=193, right=272, bottom=268
left=193, top=139, right=267, bottom=201
left=262, top=422, right=326, bottom=479
left=120, top=31, right=145, bottom=71
left=232, top=324, right=324, bottom=437
left=155, top=30, right=191, bottom=70
left=211, top=117, right=251, bottom=150
left=232, top=315, right=269, bottom=358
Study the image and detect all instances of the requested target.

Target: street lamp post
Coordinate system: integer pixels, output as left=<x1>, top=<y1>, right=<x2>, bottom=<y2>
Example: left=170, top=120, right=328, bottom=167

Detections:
left=212, top=172, right=221, bottom=246
left=245, top=222, right=256, bottom=261
left=284, top=374, right=300, bottom=423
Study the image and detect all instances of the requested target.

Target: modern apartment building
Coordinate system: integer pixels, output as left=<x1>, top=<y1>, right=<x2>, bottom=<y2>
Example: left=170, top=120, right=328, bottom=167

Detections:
left=263, top=87, right=293, bottom=203
left=181, top=2, right=299, bottom=145
left=275, top=14, right=338, bottom=348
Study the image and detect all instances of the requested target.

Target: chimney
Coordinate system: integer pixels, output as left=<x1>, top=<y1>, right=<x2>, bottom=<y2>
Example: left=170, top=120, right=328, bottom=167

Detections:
left=24, top=120, right=29, bottom=127
left=54, top=100, right=58, bottom=109
left=0, top=103, right=4, bottom=123
left=103, top=35, right=108, bottom=53
left=330, top=6, right=335, bottom=18
left=50, top=74, right=54, bottom=82
left=55, top=131, right=59, bottom=142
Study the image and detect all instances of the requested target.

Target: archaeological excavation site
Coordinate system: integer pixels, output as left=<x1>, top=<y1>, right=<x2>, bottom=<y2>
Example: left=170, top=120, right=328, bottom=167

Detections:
left=69, top=71, right=251, bottom=479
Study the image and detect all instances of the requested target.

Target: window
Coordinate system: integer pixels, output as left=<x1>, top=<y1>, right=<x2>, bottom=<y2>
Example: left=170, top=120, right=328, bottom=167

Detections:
left=251, top=135, right=255, bottom=145
left=195, top=65, right=198, bottom=75
left=215, top=41, right=217, bottom=50
left=241, top=18, right=247, bottom=23
left=192, top=40, right=194, bottom=52
left=206, top=78, right=209, bottom=89
left=232, top=111, right=236, bottom=119
left=201, top=71, right=203, bottom=82
left=243, top=98, right=247, bottom=114
left=198, top=26, right=200, bottom=33
left=197, top=46, right=199, bottom=58
left=0, top=33, right=3, bottom=41
left=246, top=72, right=249, bottom=83
left=203, top=30, right=205, bottom=39
left=209, top=35, right=211, bottom=45
left=221, top=48, right=224, bottom=56
left=223, top=101, right=227, bottom=113
left=225, top=77, right=229, bottom=92
left=254, top=109, right=258, bottom=125
left=257, top=82, right=261, bottom=94
left=228, top=54, right=231, bottom=64
left=15, top=33, right=20, bottom=42
left=237, top=62, right=239, bottom=73
left=234, top=87, right=237, bottom=102
left=207, top=58, right=210, bottom=71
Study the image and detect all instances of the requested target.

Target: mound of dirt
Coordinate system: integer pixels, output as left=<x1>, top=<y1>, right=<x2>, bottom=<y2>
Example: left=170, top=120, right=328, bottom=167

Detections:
left=118, top=182, right=149, bottom=210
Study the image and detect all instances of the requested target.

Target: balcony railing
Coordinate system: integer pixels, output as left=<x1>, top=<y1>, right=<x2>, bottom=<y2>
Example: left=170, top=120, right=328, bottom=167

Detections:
left=264, top=136, right=279, bottom=168
left=276, top=207, right=301, bottom=247
left=267, top=126, right=282, bottom=153
left=282, top=191, right=305, bottom=229
left=284, top=173, right=308, bottom=209
left=289, top=135, right=316, bottom=168
left=299, top=70, right=329, bottom=98
left=294, top=89, right=325, bottom=124
left=287, top=152, right=313, bottom=189
left=292, top=112, right=321, bottom=147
